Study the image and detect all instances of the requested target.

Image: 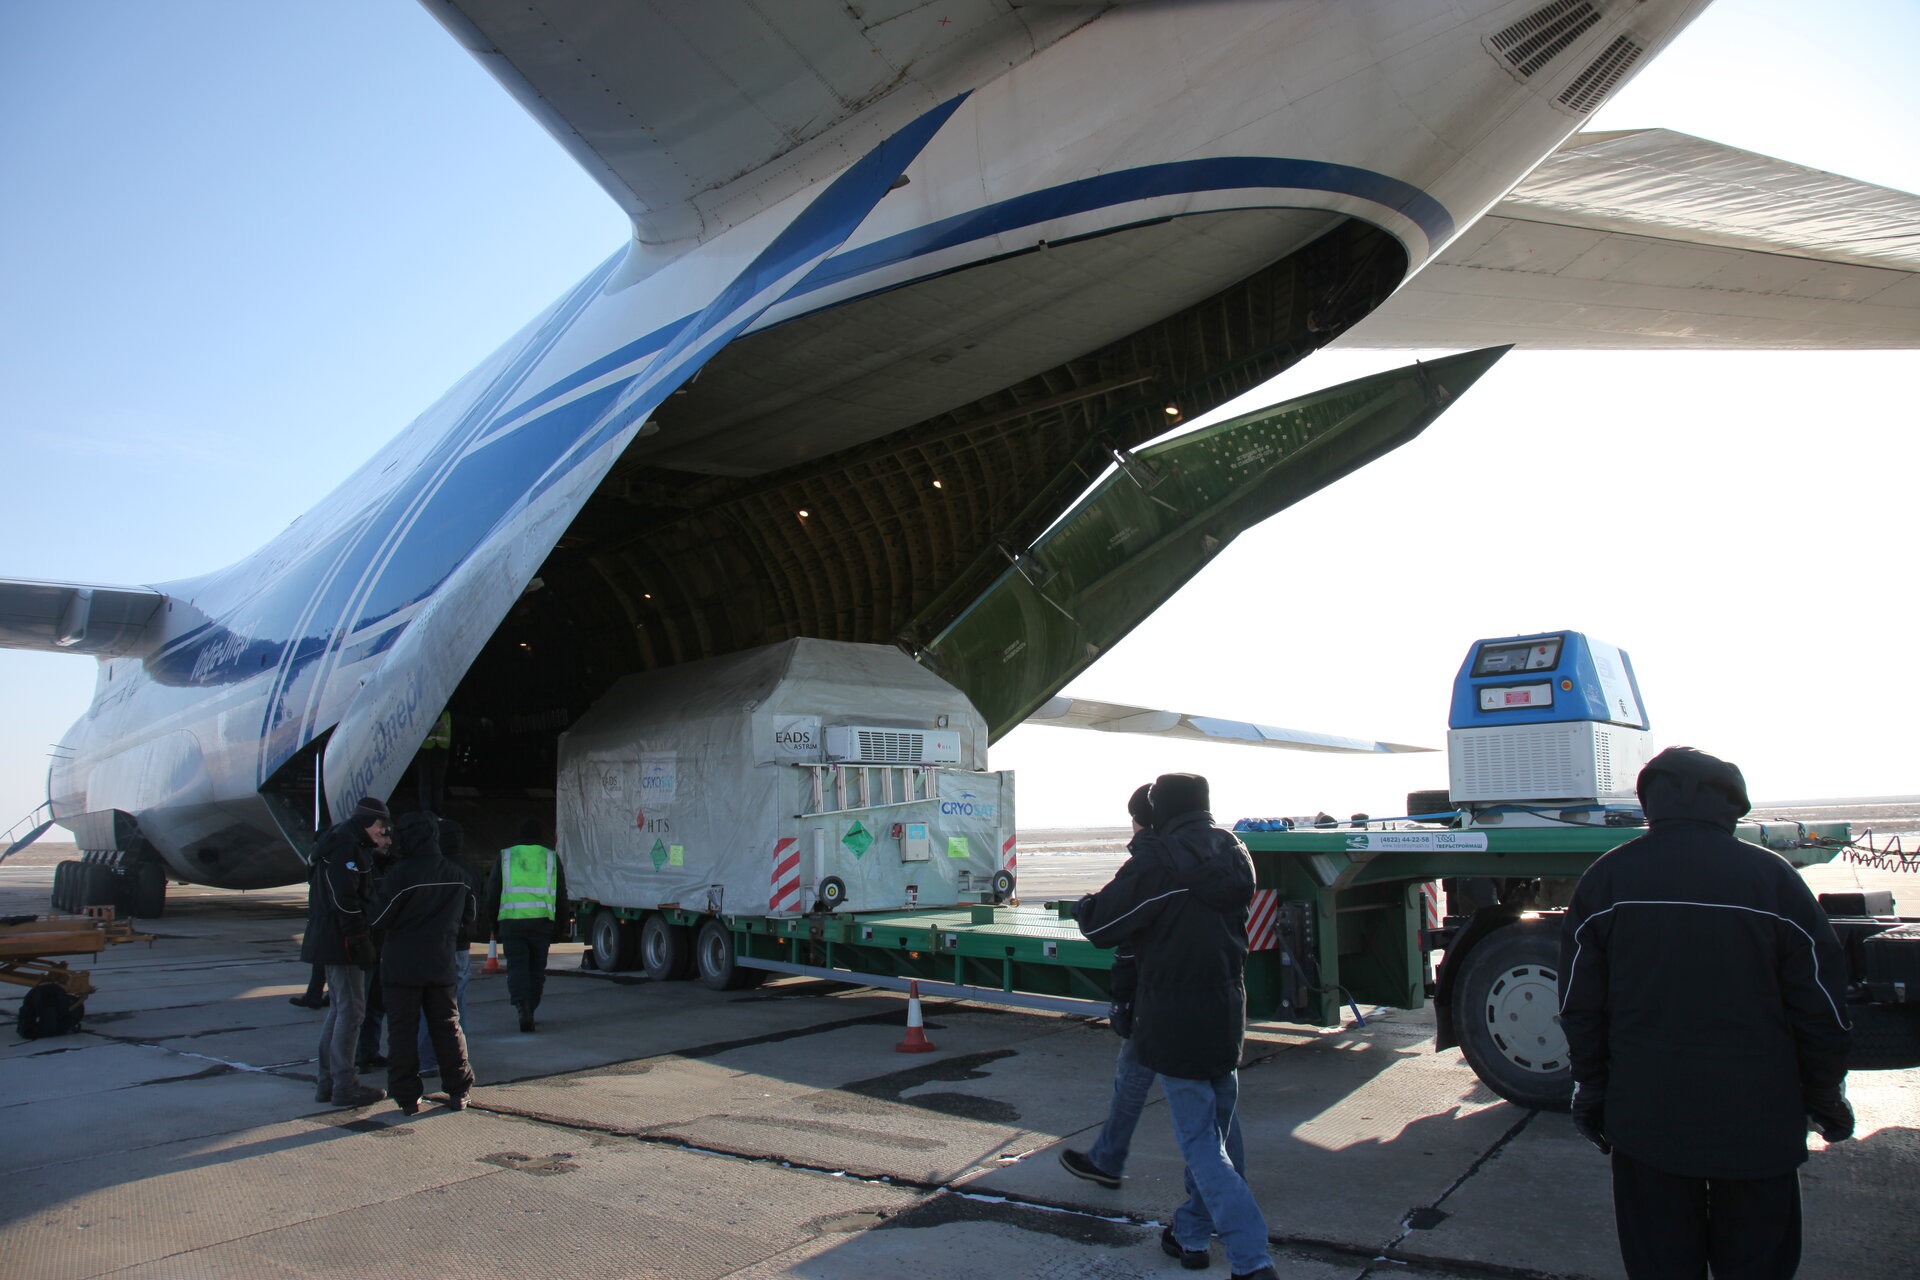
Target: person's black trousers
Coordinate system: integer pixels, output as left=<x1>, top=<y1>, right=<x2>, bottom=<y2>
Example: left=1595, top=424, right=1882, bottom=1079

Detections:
left=498, top=919, right=553, bottom=1012
left=355, top=964, right=387, bottom=1064
left=1611, top=1149, right=1802, bottom=1279
left=384, top=982, right=474, bottom=1107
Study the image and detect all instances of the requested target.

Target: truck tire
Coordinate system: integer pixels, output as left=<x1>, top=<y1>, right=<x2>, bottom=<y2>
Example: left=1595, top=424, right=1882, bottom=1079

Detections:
left=1846, top=1004, right=1920, bottom=1071
left=1451, top=920, right=1573, bottom=1112
left=1406, top=790, right=1455, bottom=825
left=817, top=876, right=847, bottom=912
left=695, top=919, right=764, bottom=991
left=588, top=908, right=641, bottom=972
left=640, top=913, right=693, bottom=981
left=126, top=861, right=167, bottom=919
left=990, top=869, right=1015, bottom=903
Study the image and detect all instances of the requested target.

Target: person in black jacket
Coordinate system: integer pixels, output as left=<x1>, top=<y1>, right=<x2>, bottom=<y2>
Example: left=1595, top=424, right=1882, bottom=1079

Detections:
left=1061, top=784, right=1157, bottom=1191
left=416, top=817, right=480, bottom=1077
left=1073, top=773, right=1275, bottom=1280
left=369, top=810, right=478, bottom=1115
left=1559, top=746, right=1854, bottom=1280
left=299, top=797, right=392, bottom=1108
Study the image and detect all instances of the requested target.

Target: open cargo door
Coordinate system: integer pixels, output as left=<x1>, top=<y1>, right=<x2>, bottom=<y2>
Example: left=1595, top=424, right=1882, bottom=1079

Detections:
left=917, top=347, right=1510, bottom=738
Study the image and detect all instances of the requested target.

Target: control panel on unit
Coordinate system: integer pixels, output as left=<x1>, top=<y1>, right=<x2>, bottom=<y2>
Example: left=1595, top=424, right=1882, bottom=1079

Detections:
left=1451, top=632, right=1647, bottom=731
left=1446, top=630, right=1655, bottom=812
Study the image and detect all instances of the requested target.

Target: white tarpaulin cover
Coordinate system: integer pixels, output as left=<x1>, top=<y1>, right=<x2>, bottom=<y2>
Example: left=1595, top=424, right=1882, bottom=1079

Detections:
left=558, top=638, right=1011, bottom=916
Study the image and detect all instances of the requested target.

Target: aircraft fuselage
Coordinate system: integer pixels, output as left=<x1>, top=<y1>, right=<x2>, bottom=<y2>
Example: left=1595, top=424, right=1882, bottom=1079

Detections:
left=46, top=0, right=1710, bottom=888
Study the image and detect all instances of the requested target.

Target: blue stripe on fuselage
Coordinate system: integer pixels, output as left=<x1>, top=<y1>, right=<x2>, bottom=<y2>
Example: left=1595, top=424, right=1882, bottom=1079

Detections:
left=490, top=157, right=1451, bottom=434
left=797, top=156, right=1453, bottom=298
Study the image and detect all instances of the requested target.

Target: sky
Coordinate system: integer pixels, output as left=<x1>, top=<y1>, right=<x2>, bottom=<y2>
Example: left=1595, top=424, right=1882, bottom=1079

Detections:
left=1, top=0, right=1915, bottom=842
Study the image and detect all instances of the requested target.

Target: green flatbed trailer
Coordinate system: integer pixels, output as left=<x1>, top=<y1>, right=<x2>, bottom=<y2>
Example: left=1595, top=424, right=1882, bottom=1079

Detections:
left=575, top=819, right=1859, bottom=1109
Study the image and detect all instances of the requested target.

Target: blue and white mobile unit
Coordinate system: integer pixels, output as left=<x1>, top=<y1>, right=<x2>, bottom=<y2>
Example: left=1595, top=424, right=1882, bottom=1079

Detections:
left=1446, top=631, right=1655, bottom=818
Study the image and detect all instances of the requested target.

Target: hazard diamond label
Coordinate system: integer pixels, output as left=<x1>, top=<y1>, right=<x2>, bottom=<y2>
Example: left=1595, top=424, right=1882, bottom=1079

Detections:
left=842, top=822, right=873, bottom=858
left=650, top=838, right=669, bottom=870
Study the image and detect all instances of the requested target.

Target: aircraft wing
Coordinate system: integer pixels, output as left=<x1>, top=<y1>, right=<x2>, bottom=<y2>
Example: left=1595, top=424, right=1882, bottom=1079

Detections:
left=1339, top=129, right=1920, bottom=350
left=423, top=0, right=1094, bottom=244
left=1025, top=696, right=1432, bottom=755
left=0, top=578, right=165, bottom=657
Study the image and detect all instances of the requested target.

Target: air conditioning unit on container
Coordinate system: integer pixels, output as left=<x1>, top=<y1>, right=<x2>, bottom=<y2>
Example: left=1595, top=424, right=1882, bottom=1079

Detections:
left=825, top=725, right=961, bottom=765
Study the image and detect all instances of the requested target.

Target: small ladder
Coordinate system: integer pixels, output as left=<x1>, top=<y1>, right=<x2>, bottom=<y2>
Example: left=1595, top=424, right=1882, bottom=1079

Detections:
left=1, top=800, right=56, bottom=866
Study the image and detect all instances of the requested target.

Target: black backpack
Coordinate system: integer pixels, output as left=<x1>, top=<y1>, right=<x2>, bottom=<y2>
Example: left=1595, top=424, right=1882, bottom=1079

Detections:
left=18, top=981, right=85, bottom=1039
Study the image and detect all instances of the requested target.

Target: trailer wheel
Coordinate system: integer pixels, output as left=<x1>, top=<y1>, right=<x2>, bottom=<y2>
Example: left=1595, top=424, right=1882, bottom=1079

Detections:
left=588, top=908, right=640, bottom=972
left=1452, top=920, right=1573, bottom=1112
left=991, top=869, right=1014, bottom=903
left=817, top=876, right=847, bottom=912
left=639, top=913, right=693, bottom=981
left=695, top=919, right=763, bottom=991
left=1846, top=1004, right=1920, bottom=1071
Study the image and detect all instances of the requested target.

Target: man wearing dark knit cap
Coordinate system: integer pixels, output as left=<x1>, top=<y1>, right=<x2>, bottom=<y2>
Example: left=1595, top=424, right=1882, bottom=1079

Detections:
left=300, top=796, right=393, bottom=1107
left=1072, top=773, right=1275, bottom=1280
left=1060, top=784, right=1158, bottom=1191
left=1560, top=746, right=1853, bottom=1279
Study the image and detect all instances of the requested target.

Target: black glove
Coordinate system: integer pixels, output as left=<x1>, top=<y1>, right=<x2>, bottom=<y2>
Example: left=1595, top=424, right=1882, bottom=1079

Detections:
left=1570, top=1083, right=1611, bottom=1155
left=1806, top=1082, right=1855, bottom=1142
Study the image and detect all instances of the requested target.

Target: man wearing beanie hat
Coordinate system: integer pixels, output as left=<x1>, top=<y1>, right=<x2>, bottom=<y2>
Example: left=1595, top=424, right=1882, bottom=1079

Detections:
left=300, top=796, right=394, bottom=1108
left=1559, top=747, right=1852, bottom=1279
left=1071, top=772, right=1275, bottom=1280
left=1059, top=785, right=1158, bottom=1192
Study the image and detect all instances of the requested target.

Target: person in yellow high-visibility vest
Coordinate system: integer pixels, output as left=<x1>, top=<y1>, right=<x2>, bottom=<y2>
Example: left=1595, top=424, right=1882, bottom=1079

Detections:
left=480, top=817, right=571, bottom=1032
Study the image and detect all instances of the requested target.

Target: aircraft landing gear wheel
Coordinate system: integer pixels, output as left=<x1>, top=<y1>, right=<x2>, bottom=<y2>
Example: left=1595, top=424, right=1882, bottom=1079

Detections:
left=588, top=908, right=640, bottom=972
left=76, top=862, right=115, bottom=912
left=1452, top=920, right=1572, bottom=1112
left=817, top=876, right=847, bottom=912
left=52, top=860, right=80, bottom=912
left=696, top=919, right=764, bottom=991
left=126, top=861, right=167, bottom=919
left=990, top=869, right=1014, bottom=903
left=639, top=913, right=693, bottom=981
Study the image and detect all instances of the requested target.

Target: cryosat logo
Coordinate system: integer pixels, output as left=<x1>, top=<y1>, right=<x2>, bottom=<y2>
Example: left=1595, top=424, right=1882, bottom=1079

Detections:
left=940, top=790, right=998, bottom=819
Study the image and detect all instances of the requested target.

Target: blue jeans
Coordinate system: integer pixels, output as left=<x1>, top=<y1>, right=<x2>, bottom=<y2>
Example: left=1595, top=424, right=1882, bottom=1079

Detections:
left=1088, top=1036, right=1156, bottom=1174
left=418, top=948, right=471, bottom=1071
left=1161, top=1071, right=1273, bottom=1276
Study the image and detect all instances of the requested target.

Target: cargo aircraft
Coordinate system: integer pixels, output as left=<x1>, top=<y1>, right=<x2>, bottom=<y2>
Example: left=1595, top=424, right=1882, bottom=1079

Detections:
left=4, top=0, right=1918, bottom=912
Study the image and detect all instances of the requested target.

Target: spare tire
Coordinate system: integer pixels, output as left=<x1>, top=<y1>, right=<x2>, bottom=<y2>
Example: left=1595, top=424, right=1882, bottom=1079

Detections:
left=1407, top=789, right=1456, bottom=826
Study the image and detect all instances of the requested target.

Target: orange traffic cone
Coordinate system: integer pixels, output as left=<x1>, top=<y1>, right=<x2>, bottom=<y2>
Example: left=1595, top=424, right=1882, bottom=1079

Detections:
left=895, top=980, right=936, bottom=1053
left=481, top=939, right=504, bottom=975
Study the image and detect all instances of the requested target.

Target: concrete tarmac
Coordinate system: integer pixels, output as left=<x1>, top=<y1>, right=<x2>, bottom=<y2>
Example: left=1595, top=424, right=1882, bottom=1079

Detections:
left=2, top=847, right=1916, bottom=1280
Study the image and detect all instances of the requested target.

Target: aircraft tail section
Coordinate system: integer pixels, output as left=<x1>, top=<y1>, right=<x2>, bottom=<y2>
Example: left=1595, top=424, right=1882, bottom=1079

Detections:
left=0, top=578, right=165, bottom=658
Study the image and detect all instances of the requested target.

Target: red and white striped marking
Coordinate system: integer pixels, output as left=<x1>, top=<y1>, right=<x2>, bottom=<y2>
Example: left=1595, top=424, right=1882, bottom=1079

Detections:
left=1001, top=834, right=1017, bottom=879
left=1247, top=888, right=1279, bottom=951
left=1420, top=880, right=1443, bottom=932
left=769, top=837, right=802, bottom=913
